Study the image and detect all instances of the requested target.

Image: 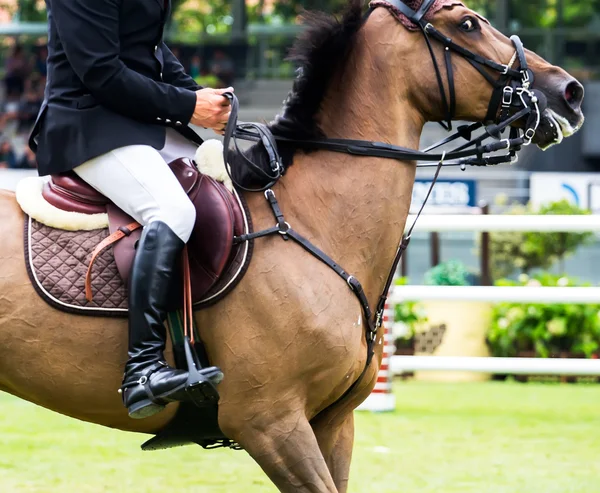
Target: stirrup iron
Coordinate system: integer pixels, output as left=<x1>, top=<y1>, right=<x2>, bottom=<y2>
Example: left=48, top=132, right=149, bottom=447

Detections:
left=183, top=336, right=223, bottom=407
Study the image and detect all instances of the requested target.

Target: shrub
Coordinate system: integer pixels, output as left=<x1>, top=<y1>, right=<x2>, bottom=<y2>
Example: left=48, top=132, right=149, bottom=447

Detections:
left=490, top=200, right=594, bottom=280
left=424, top=259, right=474, bottom=286
left=487, top=274, right=600, bottom=358
left=393, top=277, right=427, bottom=351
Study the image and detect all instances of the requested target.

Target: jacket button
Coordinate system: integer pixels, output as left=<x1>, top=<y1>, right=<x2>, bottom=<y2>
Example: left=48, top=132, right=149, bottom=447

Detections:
left=156, top=117, right=162, bottom=121
left=165, top=119, right=171, bottom=124
left=175, top=121, right=182, bottom=126
left=160, top=72, right=163, bottom=80
left=155, top=45, right=158, bottom=51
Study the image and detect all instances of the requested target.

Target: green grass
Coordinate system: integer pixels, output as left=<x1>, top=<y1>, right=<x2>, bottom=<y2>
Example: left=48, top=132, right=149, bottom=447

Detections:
left=1, top=381, right=599, bottom=492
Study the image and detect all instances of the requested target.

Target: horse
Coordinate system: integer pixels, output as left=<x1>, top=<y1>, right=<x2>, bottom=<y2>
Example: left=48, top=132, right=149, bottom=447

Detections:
left=0, top=0, right=584, bottom=491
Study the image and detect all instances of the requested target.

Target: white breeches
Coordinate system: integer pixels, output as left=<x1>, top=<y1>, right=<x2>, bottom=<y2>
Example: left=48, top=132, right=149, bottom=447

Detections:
left=74, top=128, right=199, bottom=242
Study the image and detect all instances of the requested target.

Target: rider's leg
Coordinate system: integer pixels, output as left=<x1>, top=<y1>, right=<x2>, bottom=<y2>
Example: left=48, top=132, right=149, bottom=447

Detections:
left=74, top=144, right=215, bottom=419
left=158, top=127, right=201, bottom=164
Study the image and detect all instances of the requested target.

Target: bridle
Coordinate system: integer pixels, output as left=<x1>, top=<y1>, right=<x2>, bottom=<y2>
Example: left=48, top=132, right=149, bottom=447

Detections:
left=387, top=0, right=542, bottom=131
left=223, top=0, right=547, bottom=192
left=218, top=0, right=549, bottom=408
left=385, top=0, right=545, bottom=155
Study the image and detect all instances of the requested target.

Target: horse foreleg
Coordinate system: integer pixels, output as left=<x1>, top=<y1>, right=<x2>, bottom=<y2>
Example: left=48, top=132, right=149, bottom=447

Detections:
left=221, top=409, right=339, bottom=493
left=312, top=412, right=354, bottom=493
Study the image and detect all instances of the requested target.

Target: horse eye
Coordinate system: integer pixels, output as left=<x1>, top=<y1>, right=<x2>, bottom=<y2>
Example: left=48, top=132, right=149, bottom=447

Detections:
left=459, top=17, right=478, bottom=32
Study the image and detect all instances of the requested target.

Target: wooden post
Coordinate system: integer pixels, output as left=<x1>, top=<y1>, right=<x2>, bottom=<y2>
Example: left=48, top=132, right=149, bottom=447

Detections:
left=480, top=202, right=491, bottom=286
left=495, top=0, right=509, bottom=32
left=430, top=232, right=440, bottom=268
left=231, top=0, right=248, bottom=41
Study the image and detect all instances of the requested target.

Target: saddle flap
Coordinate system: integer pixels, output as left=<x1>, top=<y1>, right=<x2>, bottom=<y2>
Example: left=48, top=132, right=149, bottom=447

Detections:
left=108, top=204, right=142, bottom=286
left=187, top=175, right=236, bottom=300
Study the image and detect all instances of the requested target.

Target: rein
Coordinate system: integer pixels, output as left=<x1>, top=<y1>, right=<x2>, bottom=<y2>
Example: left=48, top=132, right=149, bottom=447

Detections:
left=221, top=0, right=546, bottom=403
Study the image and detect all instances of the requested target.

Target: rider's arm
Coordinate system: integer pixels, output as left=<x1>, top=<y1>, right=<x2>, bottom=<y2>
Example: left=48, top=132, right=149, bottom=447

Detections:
left=51, top=0, right=196, bottom=124
left=161, top=43, right=203, bottom=91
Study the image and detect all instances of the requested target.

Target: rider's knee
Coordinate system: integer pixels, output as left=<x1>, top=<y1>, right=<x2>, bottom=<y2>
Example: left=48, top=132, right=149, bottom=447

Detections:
left=159, top=198, right=196, bottom=243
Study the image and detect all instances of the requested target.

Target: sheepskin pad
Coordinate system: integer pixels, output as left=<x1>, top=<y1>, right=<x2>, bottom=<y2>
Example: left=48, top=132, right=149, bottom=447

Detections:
left=16, top=176, right=110, bottom=231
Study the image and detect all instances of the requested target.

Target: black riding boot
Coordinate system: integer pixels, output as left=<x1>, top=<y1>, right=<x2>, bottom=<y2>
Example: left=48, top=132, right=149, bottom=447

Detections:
left=121, top=221, right=221, bottom=419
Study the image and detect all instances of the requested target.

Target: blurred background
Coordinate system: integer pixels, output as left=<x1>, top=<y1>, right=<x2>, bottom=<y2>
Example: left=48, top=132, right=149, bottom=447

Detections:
left=1, top=2, right=599, bottom=492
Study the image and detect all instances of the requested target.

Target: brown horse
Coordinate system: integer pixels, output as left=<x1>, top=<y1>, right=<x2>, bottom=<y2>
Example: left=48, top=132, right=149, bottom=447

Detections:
left=0, top=1, right=584, bottom=491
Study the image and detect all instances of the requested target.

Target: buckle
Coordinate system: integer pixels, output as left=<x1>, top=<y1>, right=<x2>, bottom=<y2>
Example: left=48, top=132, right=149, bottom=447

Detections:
left=521, top=69, right=531, bottom=88
left=502, top=87, right=514, bottom=107
left=347, top=276, right=356, bottom=290
left=524, top=127, right=536, bottom=143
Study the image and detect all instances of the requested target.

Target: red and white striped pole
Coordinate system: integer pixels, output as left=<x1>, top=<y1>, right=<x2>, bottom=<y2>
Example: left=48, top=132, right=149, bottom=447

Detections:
left=357, top=299, right=396, bottom=412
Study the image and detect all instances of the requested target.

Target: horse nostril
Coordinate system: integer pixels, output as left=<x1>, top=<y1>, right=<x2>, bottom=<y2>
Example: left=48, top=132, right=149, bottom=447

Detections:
left=564, top=80, right=584, bottom=109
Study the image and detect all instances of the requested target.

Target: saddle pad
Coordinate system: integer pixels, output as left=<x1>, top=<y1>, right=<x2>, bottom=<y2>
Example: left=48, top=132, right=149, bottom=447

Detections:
left=23, top=189, right=253, bottom=317
left=25, top=218, right=129, bottom=314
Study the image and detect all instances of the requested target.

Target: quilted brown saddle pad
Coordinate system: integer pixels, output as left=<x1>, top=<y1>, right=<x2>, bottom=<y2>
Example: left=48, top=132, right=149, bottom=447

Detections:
left=23, top=159, right=253, bottom=317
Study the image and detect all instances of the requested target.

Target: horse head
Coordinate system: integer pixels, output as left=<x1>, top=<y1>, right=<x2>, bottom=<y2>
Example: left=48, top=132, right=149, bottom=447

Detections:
left=367, top=0, right=584, bottom=150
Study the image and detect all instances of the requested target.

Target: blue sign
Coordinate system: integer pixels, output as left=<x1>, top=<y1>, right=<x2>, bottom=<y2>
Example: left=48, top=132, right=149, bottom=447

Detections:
left=412, top=179, right=477, bottom=208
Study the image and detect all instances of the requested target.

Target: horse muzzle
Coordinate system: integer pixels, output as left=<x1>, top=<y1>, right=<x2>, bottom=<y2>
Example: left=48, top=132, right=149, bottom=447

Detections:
left=533, top=76, right=585, bottom=150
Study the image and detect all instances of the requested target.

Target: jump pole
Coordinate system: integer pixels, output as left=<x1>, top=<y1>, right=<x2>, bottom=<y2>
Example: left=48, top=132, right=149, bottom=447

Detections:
left=356, top=300, right=396, bottom=412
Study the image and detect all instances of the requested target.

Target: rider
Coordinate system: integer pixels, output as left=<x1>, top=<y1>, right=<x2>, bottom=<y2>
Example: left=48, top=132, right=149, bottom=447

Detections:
left=29, top=0, right=232, bottom=419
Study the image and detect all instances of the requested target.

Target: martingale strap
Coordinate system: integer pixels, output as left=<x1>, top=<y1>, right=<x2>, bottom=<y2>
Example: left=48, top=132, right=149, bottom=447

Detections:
left=221, top=0, right=547, bottom=406
left=233, top=160, right=445, bottom=398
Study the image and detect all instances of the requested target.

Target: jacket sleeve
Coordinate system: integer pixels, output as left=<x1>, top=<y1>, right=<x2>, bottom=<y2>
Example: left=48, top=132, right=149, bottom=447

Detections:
left=161, top=43, right=203, bottom=91
left=51, top=0, right=197, bottom=124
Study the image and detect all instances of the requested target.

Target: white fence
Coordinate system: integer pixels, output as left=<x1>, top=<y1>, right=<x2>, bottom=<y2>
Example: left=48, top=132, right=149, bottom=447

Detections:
left=406, top=214, right=600, bottom=233
left=392, top=356, right=600, bottom=376
left=391, top=285, right=600, bottom=304
left=392, top=214, right=600, bottom=377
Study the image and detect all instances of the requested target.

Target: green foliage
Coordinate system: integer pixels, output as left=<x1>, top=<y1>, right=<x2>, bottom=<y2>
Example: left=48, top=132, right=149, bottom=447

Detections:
left=488, top=274, right=600, bottom=358
left=509, top=0, right=600, bottom=28
left=194, top=74, right=220, bottom=87
left=490, top=199, right=594, bottom=280
left=393, top=277, right=427, bottom=349
left=1, top=0, right=47, bottom=22
left=424, top=260, right=473, bottom=287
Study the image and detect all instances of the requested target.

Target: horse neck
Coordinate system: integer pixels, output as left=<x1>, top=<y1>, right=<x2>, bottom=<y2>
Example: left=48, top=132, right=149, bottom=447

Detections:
left=276, top=43, right=425, bottom=300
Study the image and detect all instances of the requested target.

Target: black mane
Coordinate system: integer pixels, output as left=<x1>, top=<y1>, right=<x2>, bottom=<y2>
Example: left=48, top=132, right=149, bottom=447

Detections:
left=229, top=0, right=367, bottom=189
left=270, top=0, right=366, bottom=140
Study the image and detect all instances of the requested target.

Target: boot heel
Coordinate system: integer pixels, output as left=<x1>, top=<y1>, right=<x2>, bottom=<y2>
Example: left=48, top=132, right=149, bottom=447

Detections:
left=128, top=399, right=166, bottom=419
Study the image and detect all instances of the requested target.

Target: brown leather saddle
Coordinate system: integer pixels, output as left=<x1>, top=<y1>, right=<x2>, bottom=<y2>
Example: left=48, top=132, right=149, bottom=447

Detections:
left=42, top=158, right=248, bottom=305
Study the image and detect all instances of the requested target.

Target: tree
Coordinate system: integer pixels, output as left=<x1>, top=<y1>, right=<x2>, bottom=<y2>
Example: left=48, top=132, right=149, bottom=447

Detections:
left=1, top=0, right=47, bottom=21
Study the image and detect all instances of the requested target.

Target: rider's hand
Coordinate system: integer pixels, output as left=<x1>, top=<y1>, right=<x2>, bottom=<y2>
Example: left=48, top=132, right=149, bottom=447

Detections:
left=190, top=87, right=233, bottom=135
